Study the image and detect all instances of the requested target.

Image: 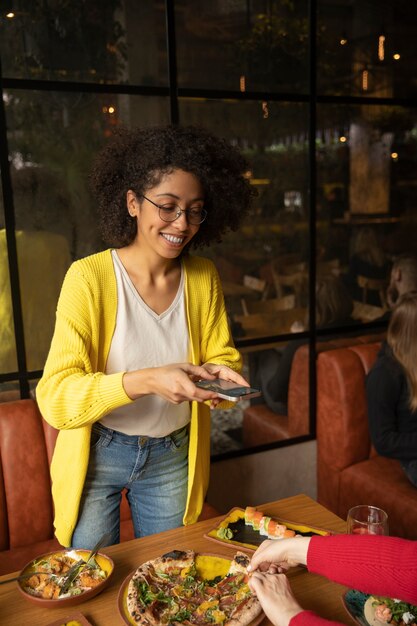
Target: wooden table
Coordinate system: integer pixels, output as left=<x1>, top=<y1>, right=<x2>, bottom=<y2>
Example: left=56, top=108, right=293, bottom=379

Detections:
left=0, top=494, right=356, bottom=626
left=234, top=308, right=306, bottom=340
left=222, top=281, right=257, bottom=297
left=352, top=300, right=386, bottom=323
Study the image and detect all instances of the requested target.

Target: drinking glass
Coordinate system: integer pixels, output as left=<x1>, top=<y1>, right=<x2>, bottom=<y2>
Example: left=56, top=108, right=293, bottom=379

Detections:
left=346, top=505, right=389, bottom=535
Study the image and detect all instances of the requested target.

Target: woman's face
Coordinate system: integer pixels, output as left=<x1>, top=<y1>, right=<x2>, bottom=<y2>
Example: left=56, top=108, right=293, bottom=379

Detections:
left=128, top=169, right=204, bottom=260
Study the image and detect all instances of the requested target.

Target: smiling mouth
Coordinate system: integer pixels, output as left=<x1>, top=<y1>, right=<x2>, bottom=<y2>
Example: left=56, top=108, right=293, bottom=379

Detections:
left=161, top=233, right=185, bottom=245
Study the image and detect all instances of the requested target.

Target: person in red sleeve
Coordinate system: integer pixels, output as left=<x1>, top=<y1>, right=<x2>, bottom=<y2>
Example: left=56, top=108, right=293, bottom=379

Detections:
left=248, top=535, right=417, bottom=626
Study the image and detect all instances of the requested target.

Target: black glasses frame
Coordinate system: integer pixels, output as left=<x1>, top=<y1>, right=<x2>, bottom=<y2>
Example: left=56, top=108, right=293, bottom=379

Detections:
left=141, top=194, right=207, bottom=225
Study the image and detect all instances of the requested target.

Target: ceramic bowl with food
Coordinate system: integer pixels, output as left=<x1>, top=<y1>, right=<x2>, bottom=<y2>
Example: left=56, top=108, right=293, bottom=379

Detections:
left=17, top=549, right=114, bottom=608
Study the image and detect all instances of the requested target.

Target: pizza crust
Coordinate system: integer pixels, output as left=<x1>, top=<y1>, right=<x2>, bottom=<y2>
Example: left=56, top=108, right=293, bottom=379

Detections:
left=151, top=549, right=195, bottom=574
left=226, top=595, right=263, bottom=626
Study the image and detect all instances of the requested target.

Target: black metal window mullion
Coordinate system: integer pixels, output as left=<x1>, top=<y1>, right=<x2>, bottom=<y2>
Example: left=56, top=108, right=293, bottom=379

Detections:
left=308, top=0, right=318, bottom=439
left=165, top=0, right=179, bottom=124
left=0, top=58, right=30, bottom=397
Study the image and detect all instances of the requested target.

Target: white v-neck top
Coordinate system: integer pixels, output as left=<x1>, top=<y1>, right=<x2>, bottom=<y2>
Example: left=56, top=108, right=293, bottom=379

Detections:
left=101, top=250, right=190, bottom=436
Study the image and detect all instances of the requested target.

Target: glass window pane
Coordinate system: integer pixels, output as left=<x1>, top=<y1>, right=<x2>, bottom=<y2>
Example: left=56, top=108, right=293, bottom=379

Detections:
left=179, top=97, right=309, bottom=340
left=0, top=203, right=18, bottom=375
left=0, top=0, right=168, bottom=86
left=317, top=103, right=417, bottom=329
left=241, top=340, right=311, bottom=449
left=318, top=0, right=417, bottom=98
left=5, top=90, right=170, bottom=370
left=175, top=0, right=309, bottom=93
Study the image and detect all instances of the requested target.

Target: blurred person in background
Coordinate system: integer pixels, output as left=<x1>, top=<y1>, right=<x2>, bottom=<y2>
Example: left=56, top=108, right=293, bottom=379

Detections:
left=366, top=291, right=417, bottom=488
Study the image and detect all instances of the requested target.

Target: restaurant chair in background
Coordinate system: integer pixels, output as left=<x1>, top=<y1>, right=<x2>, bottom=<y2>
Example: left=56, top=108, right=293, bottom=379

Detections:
left=317, top=258, right=341, bottom=277
left=271, top=262, right=308, bottom=307
left=242, top=274, right=270, bottom=300
left=240, top=294, right=295, bottom=316
left=357, top=274, right=387, bottom=308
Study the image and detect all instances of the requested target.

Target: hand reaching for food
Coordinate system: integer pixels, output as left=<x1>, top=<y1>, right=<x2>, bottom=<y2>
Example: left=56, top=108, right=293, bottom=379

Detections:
left=248, top=572, right=303, bottom=626
left=248, top=537, right=311, bottom=574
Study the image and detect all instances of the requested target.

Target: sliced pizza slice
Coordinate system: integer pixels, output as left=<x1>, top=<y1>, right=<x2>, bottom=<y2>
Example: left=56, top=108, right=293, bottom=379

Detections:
left=151, top=549, right=195, bottom=577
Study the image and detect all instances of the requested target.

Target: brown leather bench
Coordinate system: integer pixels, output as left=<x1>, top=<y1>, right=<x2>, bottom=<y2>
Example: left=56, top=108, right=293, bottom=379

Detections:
left=317, top=342, right=417, bottom=539
left=0, top=399, right=219, bottom=575
left=242, top=332, right=386, bottom=448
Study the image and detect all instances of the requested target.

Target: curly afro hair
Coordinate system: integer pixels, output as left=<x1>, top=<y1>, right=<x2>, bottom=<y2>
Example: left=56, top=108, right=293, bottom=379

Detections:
left=90, top=125, right=255, bottom=249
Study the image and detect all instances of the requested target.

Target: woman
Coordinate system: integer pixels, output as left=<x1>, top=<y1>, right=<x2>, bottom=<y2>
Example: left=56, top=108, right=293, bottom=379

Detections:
left=366, top=290, right=417, bottom=487
left=248, top=535, right=417, bottom=626
left=36, top=125, right=253, bottom=548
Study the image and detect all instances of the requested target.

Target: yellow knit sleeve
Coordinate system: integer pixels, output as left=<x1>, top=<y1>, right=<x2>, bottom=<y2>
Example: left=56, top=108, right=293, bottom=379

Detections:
left=36, top=262, right=132, bottom=429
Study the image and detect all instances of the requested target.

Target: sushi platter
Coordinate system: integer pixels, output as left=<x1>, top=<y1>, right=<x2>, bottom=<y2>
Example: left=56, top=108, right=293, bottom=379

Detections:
left=205, top=506, right=333, bottom=551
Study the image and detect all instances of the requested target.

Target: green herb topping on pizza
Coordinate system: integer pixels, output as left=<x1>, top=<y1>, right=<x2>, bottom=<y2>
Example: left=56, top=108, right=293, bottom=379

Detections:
left=126, top=549, right=262, bottom=625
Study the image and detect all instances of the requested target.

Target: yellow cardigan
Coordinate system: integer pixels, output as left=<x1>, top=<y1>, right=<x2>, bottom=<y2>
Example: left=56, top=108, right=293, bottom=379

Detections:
left=36, top=250, right=241, bottom=546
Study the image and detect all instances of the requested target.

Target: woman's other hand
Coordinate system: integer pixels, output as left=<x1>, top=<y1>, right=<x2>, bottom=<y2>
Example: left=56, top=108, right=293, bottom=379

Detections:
left=248, top=572, right=303, bottom=626
left=248, top=538, right=310, bottom=575
left=123, top=363, right=218, bottom=403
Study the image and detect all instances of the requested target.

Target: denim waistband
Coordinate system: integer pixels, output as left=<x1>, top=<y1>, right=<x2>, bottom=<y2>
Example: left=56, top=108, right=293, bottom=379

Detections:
left=92, top=421, right=188, bottom=442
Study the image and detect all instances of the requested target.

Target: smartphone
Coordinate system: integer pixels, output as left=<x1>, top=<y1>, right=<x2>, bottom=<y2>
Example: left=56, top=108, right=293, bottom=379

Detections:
left=195, top=378, right=262, bottom=402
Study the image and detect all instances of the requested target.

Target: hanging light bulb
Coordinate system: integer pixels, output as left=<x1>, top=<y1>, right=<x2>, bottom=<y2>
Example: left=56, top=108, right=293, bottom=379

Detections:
left=393, top=53, right=401, bottom=60
left=378, top=35, right=385, bottom=61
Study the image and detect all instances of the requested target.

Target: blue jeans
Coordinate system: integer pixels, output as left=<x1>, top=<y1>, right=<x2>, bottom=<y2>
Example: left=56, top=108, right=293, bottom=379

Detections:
left=71, top=422, right=189, bottom=549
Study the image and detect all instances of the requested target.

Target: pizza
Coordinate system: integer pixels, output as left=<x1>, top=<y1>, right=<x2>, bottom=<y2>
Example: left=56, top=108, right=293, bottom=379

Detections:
left=126, top=549, right=262, bottom=625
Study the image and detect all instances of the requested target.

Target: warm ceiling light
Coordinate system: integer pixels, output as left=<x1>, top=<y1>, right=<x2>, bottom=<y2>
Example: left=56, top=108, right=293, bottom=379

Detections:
left=378, top=35, right=385, bottom=61
left=6, top=12, right=15, bottom=18
left=340, top=38, right=348, bottom=45
left=393, top=53, right=401, bottom=60
left=108, top=106, right=115, bottom=114
left=361, top=69, right=369, bottom=91
left=391, top=152, right=398, bottom=160
left=339, top=136, right=347, bottom=143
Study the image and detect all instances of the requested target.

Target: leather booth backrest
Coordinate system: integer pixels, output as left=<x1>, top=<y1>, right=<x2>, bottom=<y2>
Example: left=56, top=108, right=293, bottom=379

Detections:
left=0, top=399, right=55, bottom=550
left=287, top=340, right=347, bottom=436
left=316, top=342, right=381, bottom=471
left=287, top=333, right=385, bottom=436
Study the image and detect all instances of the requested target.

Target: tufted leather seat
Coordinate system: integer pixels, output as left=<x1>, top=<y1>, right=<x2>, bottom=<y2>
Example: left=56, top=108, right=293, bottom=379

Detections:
left=0, top=399, right=219, bottom=575
left=242, top=332, right=386, bottom=448
left=317, top=342, right=417, bottom=539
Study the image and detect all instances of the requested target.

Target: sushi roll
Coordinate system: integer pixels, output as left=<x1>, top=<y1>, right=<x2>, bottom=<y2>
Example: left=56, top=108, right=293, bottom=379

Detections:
left=252, top=511, right=264, bottom=531
left=244, top=506, right=257, bottom=526
left=267, top=519, right=295, bottom=539
left=259, top=516, right=271, bottom=536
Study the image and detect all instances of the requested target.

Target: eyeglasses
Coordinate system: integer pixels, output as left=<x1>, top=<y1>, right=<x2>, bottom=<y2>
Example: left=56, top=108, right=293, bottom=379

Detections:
left=141, top=194, right=207, bottom=225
